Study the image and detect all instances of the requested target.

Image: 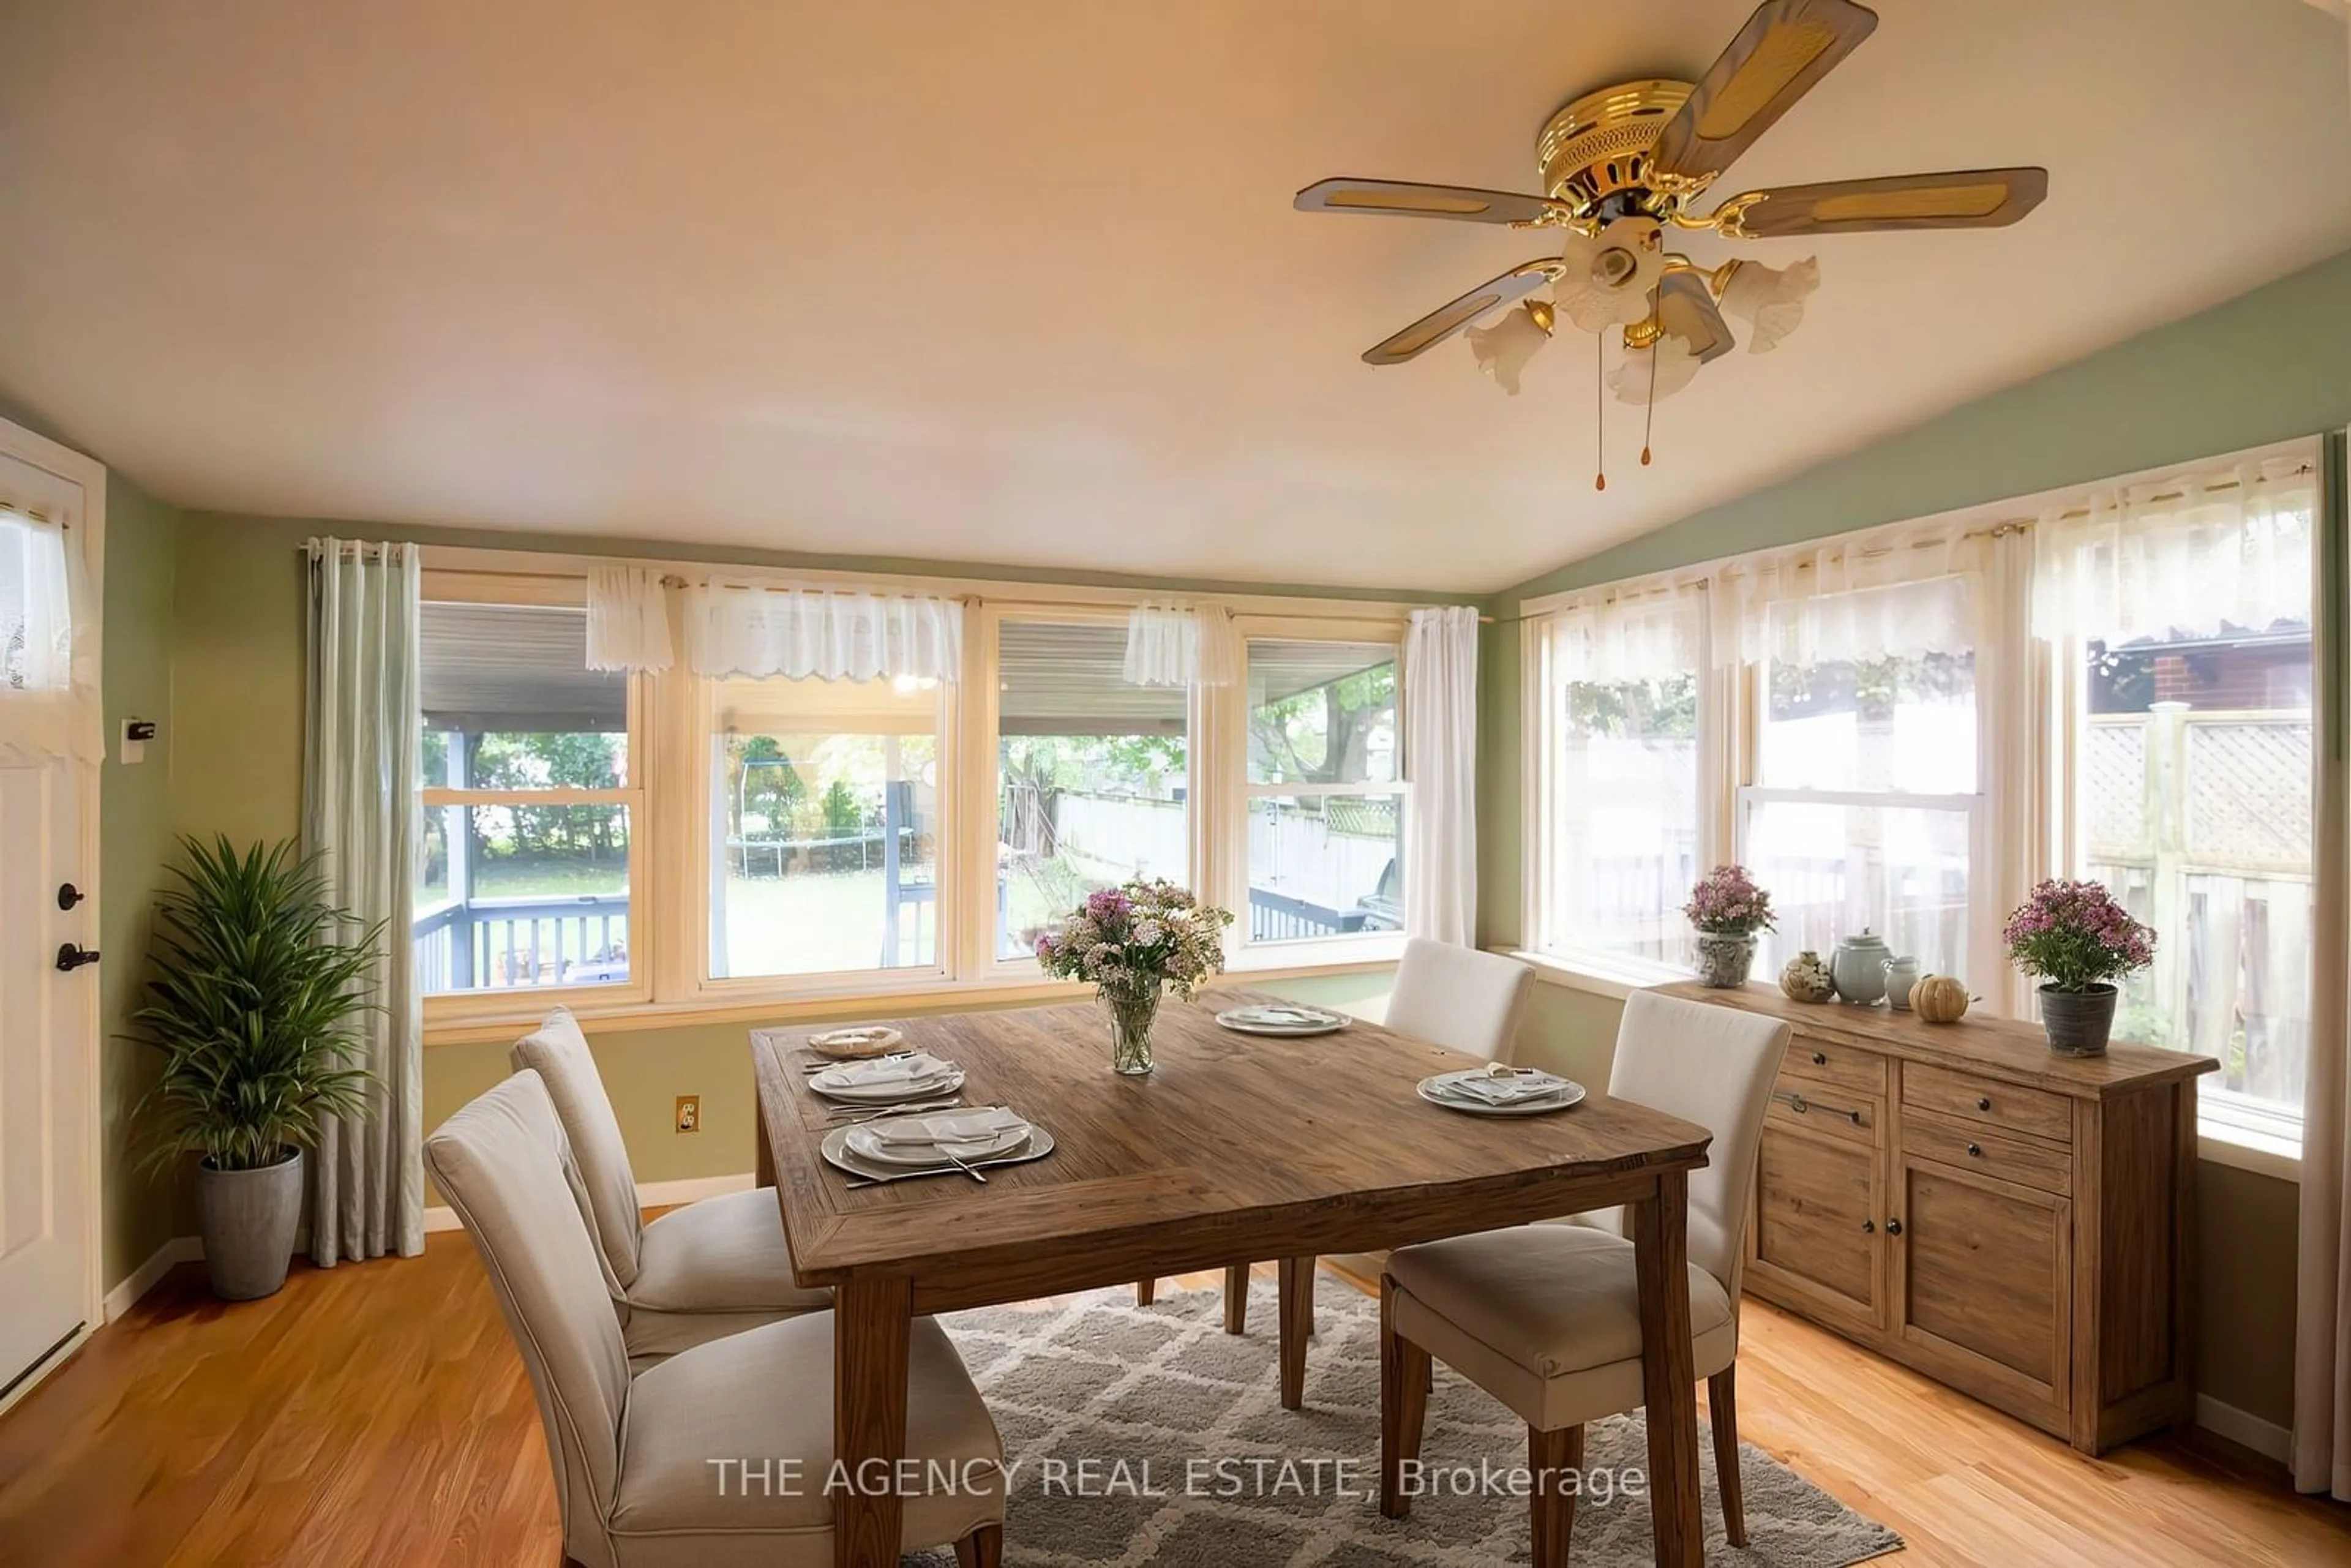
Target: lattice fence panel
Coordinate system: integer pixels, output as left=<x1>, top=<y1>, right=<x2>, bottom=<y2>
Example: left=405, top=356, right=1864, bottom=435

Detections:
left=2082, top=721, right=2147, bottom=857
left=2186, top=720, right=2311, bottom=868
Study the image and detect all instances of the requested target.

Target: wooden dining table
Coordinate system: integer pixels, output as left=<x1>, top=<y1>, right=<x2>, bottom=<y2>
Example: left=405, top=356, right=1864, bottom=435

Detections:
left=751, top=991, right=1715, bottom=1568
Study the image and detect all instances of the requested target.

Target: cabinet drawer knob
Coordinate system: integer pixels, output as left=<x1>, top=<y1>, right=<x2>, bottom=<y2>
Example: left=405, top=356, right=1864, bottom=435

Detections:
left=1885, top=1218, right=1903, bottom=1236
left=1811, top=1051, right=1828, bottom=1067
left=1965, top=1142, right=1982, bottom=1158
left=1860, top=1218, right=1875, bottom=1233
left=1976, top=1096, right=1992, bottom=1112
left=1847, top=1109, right=1862, bottom=1125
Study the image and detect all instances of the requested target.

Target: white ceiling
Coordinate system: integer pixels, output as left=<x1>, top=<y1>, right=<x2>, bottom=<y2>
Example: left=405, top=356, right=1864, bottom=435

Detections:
left=2, top=1, right=2347, bottom=593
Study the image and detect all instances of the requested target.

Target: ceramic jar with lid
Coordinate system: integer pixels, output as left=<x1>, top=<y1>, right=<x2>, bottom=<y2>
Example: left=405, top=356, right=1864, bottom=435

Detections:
left=1882, top=954, right=1922, bottom=1010
left=1829, top=929, right=1892, bottom=1005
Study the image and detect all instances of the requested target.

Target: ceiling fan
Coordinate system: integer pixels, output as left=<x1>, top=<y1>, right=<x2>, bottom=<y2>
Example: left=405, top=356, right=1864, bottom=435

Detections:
left=1294, top=0, right=2047, bottom=468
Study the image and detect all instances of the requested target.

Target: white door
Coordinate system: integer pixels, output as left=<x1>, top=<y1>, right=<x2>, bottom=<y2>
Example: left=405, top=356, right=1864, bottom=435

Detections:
left=0, top=430, right=102, bottom=1403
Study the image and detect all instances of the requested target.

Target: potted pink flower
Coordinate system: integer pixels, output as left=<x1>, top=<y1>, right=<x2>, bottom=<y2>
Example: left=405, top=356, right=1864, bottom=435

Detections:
left=1684, top=865, right=1775, bottom=989
left=2002, top=879, right=2155, bottom=1056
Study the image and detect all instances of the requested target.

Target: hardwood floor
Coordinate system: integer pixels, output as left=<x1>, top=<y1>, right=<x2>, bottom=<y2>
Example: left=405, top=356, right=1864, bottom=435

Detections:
left=1, top=1232, right=2344, bottom=1566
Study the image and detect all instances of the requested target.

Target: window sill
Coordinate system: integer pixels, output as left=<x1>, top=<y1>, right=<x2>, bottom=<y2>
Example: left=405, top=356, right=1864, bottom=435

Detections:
left=2197, top=1107, right=2301, bottom=1183
left=1497, top=947, right=1687, bottom=1002
left=422, top=956, right=1400, bottom=1047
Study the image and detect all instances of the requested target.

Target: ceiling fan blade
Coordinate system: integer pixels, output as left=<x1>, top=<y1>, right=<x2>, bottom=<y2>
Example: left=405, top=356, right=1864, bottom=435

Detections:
left=1363, top=261, right=1556, bottom=365
left=1725, top=166, right=2048, bottom=236
left=1296, top=177, right=1558, bottom=226
left=1650, top=0, right=1880, bottom=186
left=1654, top=272, right=1736, bottom=364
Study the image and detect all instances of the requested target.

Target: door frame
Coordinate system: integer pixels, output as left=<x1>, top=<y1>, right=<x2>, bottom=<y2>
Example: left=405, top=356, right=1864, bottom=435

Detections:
left=0, top=415, right=107, bottom=1413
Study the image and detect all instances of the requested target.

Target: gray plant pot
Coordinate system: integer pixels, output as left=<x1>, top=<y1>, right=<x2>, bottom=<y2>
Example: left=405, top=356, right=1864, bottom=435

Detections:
left=2038, top=983, right=2118, bottom=1057
left=197, top=1149, right=304, bottom=1300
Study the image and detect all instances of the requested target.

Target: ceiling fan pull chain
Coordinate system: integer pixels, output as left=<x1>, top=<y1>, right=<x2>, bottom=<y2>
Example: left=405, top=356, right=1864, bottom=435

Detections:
left=1641, top=334, right=1658, bottom=466
left=1592, top=332, right=1607, bottom=492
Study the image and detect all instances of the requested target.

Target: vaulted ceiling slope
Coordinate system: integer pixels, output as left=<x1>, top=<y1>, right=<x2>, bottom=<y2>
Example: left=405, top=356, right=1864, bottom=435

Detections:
left=1, top=1, right=2345, bottom=593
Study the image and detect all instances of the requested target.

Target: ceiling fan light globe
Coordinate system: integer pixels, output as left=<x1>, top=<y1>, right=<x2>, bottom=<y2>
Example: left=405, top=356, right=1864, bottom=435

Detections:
left=1557, top=216, right=1664, bottom=333
left=1607, top=337, right=1702, bottom=405
left=1718, top=254, right=1821, bottom=353
left=1467, top=302, right=1553, bottom=395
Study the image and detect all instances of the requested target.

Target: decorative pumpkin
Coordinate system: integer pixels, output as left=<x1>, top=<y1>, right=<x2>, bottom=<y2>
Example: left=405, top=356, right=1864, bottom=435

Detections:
left=1779, top=950, right=1835, bottom=1003
left=1910, top=973, right=1971, bottom=1024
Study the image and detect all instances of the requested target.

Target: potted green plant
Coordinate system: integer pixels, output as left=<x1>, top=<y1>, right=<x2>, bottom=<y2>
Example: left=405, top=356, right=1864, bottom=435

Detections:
left=2001, top=878, right=2156, bottom=1056
left=132, top=837, right=383, bottom=1300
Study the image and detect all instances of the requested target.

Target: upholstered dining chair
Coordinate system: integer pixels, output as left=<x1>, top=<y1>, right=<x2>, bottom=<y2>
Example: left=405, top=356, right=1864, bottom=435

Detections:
left=1377, top=989, right=1789, bottom=1565
left=513, top=1007, right=830, bottom=1368
left=427, top=1071, right=1005, bottom=1568
left=1142, top=941, right=1534, bottom=1405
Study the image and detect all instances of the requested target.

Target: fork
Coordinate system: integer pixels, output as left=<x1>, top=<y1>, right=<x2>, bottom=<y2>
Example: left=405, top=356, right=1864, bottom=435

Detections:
left=823, top=1096, right=967, bottom=1123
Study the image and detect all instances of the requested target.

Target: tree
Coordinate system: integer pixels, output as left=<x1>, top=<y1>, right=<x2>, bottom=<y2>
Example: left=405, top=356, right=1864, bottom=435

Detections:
left=1250, top=664, right=1393, bottom=782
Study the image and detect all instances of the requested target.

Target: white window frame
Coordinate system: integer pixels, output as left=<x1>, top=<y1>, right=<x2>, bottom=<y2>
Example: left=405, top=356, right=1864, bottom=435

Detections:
left=1230, top=623, right=1410, bottom=969
left=418, top=572, right=654, bottom=1024
left=1521, top=589, right=1723, bottom=985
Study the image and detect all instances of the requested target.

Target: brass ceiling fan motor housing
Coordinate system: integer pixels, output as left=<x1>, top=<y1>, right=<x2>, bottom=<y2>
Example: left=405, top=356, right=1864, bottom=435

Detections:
left=1537, top=80, right=1698, bottom=216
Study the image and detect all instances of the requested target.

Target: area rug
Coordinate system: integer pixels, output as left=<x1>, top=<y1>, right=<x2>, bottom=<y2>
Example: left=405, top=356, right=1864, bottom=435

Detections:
left=904, top=1279, right=1902, bottom=1566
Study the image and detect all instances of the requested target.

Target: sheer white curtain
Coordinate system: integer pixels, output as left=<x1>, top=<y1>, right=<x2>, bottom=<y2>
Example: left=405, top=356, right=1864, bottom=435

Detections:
left=1123, top=601, right=1242, bottom=688
left=585, top=565, right=673, bottom=672
left=2034, top=456, right=2315, bottom=642
left=686, top=582, right=961, bottom=681
left=1714, top=525, right=1982, bottom=667
left=302, top=538, right=424, bottom=1266
left=1402, top=606, right=1479, bottom=945
left=0, top=506, right=99, bottom=764
left=1550, top=577, right=1704, bottom=683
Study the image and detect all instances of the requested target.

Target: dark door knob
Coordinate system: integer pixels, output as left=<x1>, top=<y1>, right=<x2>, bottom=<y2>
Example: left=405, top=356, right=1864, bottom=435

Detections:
left=55, top=943, right=100, bottom=972
left=1884, top=1217, right=1903, bottom=1236
left=1977, top=1097, right=1992, bottom=1111
left=1811, top=1051, right=1827, bottom=1066
left=1860, top=1218, right=1875, bottom=1233
left=56, top=882, right=85, bottom=910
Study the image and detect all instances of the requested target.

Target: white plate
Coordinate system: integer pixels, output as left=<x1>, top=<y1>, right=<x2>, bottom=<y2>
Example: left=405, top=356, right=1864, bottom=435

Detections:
left=820, top=1122, right=1058, bottom=1183
left=1216, top=1005, right=1349, bottom=1037
left=847, top=1115, right=1033, bottom=1168
left=809, top=1067, right=966, bottom=1103
left=1415, top=1071, right=1588, bottom=1117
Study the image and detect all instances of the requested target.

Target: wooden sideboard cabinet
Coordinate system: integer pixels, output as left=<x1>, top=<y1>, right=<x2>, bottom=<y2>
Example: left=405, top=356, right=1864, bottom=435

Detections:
left=1664, top=982, right=2218, bottom=1456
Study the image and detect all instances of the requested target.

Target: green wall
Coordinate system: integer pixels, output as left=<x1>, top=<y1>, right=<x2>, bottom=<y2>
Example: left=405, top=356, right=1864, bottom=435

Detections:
left=96, top=476, right=184, bottom=1286
left=1477, top=244, right=2351, bottom=1435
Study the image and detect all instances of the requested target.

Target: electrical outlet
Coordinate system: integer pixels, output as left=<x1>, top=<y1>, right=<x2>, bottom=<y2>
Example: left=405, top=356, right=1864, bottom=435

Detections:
left=675, top=1095, right=701, bottom=1134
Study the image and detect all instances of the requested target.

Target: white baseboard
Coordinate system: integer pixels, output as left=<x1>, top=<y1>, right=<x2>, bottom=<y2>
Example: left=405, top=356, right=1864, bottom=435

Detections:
left=424, top=1171, right=755, bottom=1234
left=103, top=1236, right=204, bottom=1322
left=2197, top=1393, right=2292, bottom=1463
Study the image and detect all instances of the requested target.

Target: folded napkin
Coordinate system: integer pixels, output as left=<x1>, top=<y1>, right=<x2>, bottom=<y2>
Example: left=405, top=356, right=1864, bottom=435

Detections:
left=1235, top=1005, right=1335, bottom=1024
left=864, top=1108, right=1029, bottom=1153
left=1441, top=1070, right=1572, bottom=1106
left=824, top=1052, right=952, bottom=1087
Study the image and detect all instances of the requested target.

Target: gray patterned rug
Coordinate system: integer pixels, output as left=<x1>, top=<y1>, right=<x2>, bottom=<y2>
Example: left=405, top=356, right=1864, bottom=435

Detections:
left=909, top=1279, right=1902, bottom=1566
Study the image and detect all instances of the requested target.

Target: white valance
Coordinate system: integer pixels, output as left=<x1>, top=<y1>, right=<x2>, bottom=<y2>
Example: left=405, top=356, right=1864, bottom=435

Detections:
left=1123, top=601, right=1242, bottom=688
left=0, top=506, right=98, bottom=764
left=2033, top=457, right=2315, bottom=645
left=585, top=565, right=673, bottom=672
left=685, top=581, right=961, bottom=682
left=1548, top=579, right=1706, bottom=685
left=1713, top=527, right=1982, bottom=669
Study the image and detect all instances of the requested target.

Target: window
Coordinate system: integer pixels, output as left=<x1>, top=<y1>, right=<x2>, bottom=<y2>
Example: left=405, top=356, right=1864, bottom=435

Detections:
left=994, top=620, right=1190, bottom=961
left=2049, top=482, right=2316, bottom=1118
left=707, top=672, right=945, bottom=981
left=416, top=601, right=641, bottom=996
left=1523, top=443, right=2323, bottom=1155
left=1530, top=588, right=1706, bottom=969
left=1742, top=613, right=1981, bottom=987
left=1243, top=640, right=1403, bottom=944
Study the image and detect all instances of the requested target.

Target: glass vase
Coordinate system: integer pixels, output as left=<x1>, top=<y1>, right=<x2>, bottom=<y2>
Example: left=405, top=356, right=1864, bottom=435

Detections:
left=1099, top=980, right=1163, bottom=1075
